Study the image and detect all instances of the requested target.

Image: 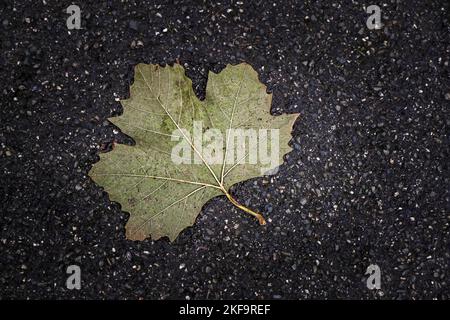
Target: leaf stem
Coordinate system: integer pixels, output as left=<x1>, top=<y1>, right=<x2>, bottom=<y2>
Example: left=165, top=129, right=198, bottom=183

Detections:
left=221, top=188, right=267, bottom=225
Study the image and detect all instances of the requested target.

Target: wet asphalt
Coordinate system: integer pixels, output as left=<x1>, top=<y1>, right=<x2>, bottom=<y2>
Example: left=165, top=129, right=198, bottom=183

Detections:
left=0, top=0, right=449, bottom=299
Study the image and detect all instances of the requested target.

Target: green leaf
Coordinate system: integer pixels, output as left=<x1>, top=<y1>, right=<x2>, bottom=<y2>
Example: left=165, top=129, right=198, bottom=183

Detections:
left=89, top=63, right=298, bottom=241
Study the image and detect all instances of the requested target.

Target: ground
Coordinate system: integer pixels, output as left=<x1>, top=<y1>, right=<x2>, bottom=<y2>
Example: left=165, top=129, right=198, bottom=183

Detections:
left=1, top=0, right=449, bottom=299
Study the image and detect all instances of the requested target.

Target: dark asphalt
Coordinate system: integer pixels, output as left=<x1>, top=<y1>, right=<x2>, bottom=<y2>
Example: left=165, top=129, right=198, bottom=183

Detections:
left=1, top=1, right=449, bottom=299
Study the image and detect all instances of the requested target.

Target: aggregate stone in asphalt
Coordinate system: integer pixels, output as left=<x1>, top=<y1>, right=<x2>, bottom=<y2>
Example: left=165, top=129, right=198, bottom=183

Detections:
left=0, top=1, right=449, bottom=299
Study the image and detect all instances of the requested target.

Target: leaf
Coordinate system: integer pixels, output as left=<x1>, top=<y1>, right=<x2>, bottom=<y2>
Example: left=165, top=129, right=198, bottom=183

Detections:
left=89, top=63, right=298, bottom=241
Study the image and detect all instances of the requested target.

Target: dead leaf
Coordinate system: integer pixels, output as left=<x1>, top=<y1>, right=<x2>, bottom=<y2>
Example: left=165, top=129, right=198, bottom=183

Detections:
left=90, top=63, right=298, bottom=241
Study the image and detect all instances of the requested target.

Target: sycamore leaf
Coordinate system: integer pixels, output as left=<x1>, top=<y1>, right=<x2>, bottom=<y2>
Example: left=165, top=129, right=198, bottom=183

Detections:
left=89, top=63, right=298, bottom=241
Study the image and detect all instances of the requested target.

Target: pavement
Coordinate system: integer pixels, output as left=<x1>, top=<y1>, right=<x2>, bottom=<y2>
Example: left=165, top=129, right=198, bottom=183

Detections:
left=0, top=0, right=449, bottom=299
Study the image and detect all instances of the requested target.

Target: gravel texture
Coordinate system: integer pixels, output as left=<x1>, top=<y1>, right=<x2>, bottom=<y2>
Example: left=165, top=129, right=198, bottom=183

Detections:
left=1, top=0, right=449, bottom=299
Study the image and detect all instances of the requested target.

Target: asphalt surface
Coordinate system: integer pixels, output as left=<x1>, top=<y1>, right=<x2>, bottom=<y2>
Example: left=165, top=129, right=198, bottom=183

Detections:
left=1, top=0, right=449, bottom=299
